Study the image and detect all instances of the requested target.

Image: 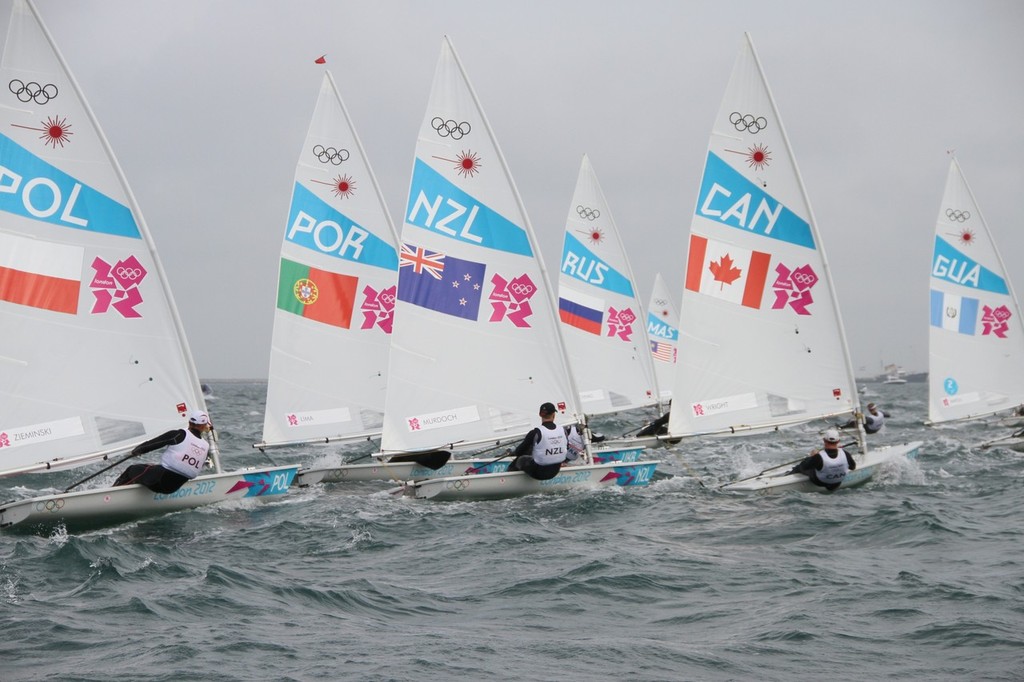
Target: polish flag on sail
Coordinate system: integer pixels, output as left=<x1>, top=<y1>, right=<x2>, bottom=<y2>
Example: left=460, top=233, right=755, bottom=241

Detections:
left=685, top=233, right=771, bottom=309
left=0, top=232, right=83, bottom=315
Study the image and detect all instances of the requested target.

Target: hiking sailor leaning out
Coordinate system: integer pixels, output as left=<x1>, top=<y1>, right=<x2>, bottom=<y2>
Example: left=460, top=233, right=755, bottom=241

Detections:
left=789, top=428, right=856, bottom=491
left=113, top=410, right=212, bottom=494
left=507, top=402, right=577, bottom=480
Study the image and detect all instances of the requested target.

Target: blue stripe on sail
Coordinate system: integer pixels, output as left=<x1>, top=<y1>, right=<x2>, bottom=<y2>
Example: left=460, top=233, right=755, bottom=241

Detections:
left=560, top=233, right=634, bottom=297
left=929, top=289, right=943, bottom=328
left=286, top=183, right=398, bottom=270
left=405, top=158, right=532, bottom=257
left=696, top=152, right=815, bottom=250
left=959, top=296, right=979, bottom=335
left=0, top=133, right=141, bottom=239
left=931, top=236, right=1008, bottom=295
left=647, top=312, right=678, bottom=341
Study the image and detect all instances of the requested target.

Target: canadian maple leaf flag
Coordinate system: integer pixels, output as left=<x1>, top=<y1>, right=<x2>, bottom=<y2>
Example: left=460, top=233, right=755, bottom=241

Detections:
left=685, top=233, right=771, bottom=308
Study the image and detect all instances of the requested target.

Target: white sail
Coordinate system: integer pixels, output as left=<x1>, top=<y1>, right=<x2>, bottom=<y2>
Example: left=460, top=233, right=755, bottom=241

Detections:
left=0, top=0, right=206, bottom=475
left=259, top=72, right=399, bottom=448
left=928, top=158, right=1024, bottom=423
left=380, top=36, right=581, bottom=455
left=556, top=154, right=659, bottom=415
left=667, top=33, right=858, bottom=439
left=646, top=272, right=679, bottom=403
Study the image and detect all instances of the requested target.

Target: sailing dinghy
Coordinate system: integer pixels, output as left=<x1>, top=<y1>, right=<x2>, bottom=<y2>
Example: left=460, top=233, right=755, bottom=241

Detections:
left=0, top=0, right=300, bottom=531
left=926, top=158, right=1024, bottom=451
left=388, top=37, right=659, bottom=501
left=659, top=33, right=920, bottom=493
left=253, top=71, right=532, bottom=485
left=556, top=154, right=665, bottom=449
left=646, top=272, right=679, bottom=407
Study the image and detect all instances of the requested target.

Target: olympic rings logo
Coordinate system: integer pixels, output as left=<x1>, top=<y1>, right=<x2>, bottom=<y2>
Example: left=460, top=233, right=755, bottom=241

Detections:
left=792, top=271, right=816, bottom=286
left=35, top=498, right=65, bottom=512
left=730, top=111, right=767, bottom=134
left=378, top=292, right=396, bottom=306
left=116, top=266, right=143, bottom=280
left=509, top=282, right=534, bottom=296
left=945, top=208, right=970, bottom=222
left=576, top=205, right=600, bottom=221
left=432, top=117, right=471, bottom=140
left=9, top=79, right=58, bottom=104
left=446, top=479, right=469, bottom=490
left=313, top=145, right=350, bottom=165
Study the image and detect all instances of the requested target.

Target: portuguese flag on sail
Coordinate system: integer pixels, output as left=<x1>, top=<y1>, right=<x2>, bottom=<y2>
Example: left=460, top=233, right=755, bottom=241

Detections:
left=276, top=257, right=358, bottom=328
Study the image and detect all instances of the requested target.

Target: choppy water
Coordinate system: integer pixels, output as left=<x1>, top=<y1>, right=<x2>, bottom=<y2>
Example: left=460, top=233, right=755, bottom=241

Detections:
left=2, top=381, right=1022, bottom=681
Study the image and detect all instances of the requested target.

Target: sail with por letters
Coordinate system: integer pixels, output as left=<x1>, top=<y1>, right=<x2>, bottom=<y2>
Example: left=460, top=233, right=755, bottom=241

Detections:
left=260, top=71, right=400, bottom=448
left=927, top=158, right=1024, bottom=423
left=380, top=36, right=581, bottom=455
left=667, top=32, right=857, bottom=438
left=0, top=0, right=206, bottom=475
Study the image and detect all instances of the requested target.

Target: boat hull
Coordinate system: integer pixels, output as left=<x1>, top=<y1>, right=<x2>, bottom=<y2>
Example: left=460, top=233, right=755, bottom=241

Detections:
left=0, top=465, right=300, bottom=533
left=395, top=460, right=661, bottom=501
left=296, top=446, right=646, bottom=485
left=720, top=442, right=922, bottom=494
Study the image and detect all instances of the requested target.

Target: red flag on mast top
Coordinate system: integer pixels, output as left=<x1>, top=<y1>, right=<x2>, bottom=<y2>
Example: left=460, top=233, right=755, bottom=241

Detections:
left=314, top=55, right=326, bottom=64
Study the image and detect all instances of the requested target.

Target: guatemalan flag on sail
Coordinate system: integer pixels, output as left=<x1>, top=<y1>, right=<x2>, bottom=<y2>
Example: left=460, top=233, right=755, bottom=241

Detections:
left=397, top=243, right=486, bottom=320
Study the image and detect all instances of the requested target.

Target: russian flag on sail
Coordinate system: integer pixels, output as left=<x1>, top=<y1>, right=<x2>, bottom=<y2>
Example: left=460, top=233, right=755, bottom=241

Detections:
left=0, top=232, right=82, bottom=314
left=930, top=289, right=978, bottom=335
left=685, top=234, right=771, bottom=308
left=559, top=287, right=604, bottom=335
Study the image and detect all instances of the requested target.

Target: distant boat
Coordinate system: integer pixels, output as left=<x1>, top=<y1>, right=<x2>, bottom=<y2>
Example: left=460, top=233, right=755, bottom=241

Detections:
left=925, top=158, right=1024, bottom=451
left=657, top=32, right=921, bottom=492
left=0, top=0, right=299, bottom=532
left=883, top=365, right=908, bottom=385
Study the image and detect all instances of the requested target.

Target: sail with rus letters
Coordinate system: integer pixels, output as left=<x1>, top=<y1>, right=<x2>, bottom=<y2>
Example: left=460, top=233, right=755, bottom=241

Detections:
left=927, top=158, right=1024, bottom=451
left=388, top=37, right=659, bottom=500
left=0, top=0, right=301, bottom=531
left=662, top=33, right=921, bottom=492
left=556, top=154, right=662, bottom=445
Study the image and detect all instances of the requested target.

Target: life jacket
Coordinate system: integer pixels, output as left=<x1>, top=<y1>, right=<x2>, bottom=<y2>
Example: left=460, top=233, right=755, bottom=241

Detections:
left=159, top=429, right=210, bottom=479
left=865, top=410, right=885, bottom=433
left=816, top=448, right=849, bottom=485
left=532, top=424, right=568, bottom=465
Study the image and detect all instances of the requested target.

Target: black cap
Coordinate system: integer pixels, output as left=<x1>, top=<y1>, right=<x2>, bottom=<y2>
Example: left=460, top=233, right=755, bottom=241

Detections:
left=539, top=402, right=557, bottom=415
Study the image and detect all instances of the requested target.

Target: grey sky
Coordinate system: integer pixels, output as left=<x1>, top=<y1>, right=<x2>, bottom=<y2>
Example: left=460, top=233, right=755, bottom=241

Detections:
left=27, top=0, right=1024, bottom=379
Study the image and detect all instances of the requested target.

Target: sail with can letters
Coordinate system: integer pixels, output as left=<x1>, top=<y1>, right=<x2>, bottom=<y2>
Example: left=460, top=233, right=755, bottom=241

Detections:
left=928, top=157, right=1024, bottom=425
left=257, top=71, right=400, bottom=449
left=557, top=154, right=660, bottom=416
left=667, top=32, right=855, bottom=439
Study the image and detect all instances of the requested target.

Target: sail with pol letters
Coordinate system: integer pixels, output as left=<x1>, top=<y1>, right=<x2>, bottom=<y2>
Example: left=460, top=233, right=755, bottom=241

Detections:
left=0, top=0, right=300, bottom=531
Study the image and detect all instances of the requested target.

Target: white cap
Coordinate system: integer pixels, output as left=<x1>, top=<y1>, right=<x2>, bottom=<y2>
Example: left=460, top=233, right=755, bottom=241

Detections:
left=188, top=410, right=211, bottom=425
left=823, top=428, right=840, bottom=443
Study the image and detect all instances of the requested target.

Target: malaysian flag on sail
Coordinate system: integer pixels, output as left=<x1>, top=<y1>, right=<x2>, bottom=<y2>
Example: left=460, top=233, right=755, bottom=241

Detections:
left=650, top=340, right=676, bottom=363
left=398, top=243, right=485, bottom=320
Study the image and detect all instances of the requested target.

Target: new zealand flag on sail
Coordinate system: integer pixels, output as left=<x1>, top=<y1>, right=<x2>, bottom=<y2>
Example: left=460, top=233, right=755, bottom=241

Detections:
left=397, top=243, right=486, bottom=320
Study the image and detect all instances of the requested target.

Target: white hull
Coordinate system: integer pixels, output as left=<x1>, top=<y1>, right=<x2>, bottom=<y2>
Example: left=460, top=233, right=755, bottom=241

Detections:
left=720, top=442, right=922, bottom=494
left=296, top=446, right=647, bottom=485
left=0, top=465, right=300, bottom=532
left=394, top=460, right=661, bottom=501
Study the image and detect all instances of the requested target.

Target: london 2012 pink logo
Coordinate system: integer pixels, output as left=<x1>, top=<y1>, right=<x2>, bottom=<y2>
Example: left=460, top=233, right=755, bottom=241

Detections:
left=90, top=255, right=147, bottom=318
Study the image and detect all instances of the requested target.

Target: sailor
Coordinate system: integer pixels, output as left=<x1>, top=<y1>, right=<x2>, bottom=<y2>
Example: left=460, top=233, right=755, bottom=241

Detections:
left=564, top=423, right=585, bottom=464
left=789, top=428, right=856, bottom=491
left=507, top=402, right=570, bottom=480
left=112, top=410, right=213, bottom=494
left=840, top=402, right=889, bottom=434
